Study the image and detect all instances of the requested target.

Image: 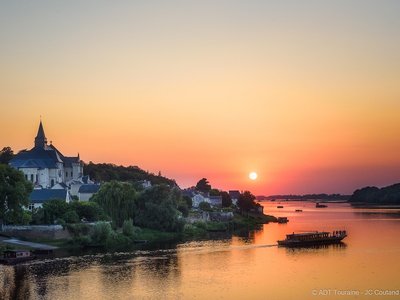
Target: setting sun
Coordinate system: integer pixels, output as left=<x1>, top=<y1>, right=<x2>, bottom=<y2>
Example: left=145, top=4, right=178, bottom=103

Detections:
left=249, top=172, right=258, bottom=181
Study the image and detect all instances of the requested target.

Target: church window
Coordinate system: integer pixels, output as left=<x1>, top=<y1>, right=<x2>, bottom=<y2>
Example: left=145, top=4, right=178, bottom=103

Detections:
left=66, top=172, right=68, bottom=177
left=25, top=174, right=28, bottom=180
left=71, top=171, right=73, bottom=177
left=30, top=174, right=34, bottom=182
left=51, top=179, right=54, bottom=187
left=36, top=174, right=38, bottom=182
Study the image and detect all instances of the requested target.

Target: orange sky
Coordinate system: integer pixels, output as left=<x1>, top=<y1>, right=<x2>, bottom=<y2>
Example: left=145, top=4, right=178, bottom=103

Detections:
left=1, top=1, right=400, bottom=194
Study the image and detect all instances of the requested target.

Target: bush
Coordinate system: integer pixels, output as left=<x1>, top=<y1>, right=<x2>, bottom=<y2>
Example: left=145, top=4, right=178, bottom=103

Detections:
left=67, top=223, right=91, bottom=238
left=91, top=222, right=112, bottom=244
left=122, top=219, right=135, bottom=238
left=63, top=211, right=80, bottom=223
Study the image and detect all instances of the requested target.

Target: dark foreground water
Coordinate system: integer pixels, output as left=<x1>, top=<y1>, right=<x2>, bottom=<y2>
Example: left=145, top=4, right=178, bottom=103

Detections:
left=1, top=202, right=400, bottom=300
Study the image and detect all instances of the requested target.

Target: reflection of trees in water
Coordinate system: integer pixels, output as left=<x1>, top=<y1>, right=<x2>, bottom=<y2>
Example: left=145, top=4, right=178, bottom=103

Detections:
left=0, top=265, right=32, bottom=300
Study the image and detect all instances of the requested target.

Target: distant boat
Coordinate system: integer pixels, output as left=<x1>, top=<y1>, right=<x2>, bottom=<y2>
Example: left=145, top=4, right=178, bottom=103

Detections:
left=277, top=217, right=289, bottom=224
left=295, top=209, right=303, bottom=212
left=316, top=203, right=327, bottom=208
left=271, top=199, right=276, bottom=202
left=278, top=230, right=347, bottom=247
left=277, top=205, right=284, bottom=208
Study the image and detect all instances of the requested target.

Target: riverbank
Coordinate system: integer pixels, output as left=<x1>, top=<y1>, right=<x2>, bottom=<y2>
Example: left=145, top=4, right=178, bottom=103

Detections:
left=0, top=212, right=277, bottom=256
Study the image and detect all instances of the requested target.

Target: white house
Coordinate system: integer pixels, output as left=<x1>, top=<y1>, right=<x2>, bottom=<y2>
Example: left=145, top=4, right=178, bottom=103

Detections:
left=78, top=184, right=101, bottom=201
left=28, top=189, right=71, bottom=210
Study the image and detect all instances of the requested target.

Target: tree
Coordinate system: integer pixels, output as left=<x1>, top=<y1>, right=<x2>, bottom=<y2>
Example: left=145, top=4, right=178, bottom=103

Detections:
left=91, top=181, right=137, bottom=227
left=0, top=164, right=33, bottom=224
left=135, top=184, right=184, bottom=232
left=209, top=189, right=220, bottom=196
left=0, top=147, right=14, bottom=164
left=237, top=191, right=257, bottom=212
left=69, top=201, right=106, bottom=222
left=220, top=191, right=232, bottom=207
left=42, top=199, right=69, bottom=224
left=62, top=210, right=80, bottom=223
left=199, top=201, right=212, bottom=211
left=196, top=178, right=211, bottom=193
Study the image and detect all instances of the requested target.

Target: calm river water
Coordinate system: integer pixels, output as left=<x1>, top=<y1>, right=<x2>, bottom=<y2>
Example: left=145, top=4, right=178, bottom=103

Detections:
left=1, top=201, right=400, bottom=300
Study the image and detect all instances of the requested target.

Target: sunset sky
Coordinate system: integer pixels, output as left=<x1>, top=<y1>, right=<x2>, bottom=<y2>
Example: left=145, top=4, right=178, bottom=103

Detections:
left=1, top=1, right=400, bottom=195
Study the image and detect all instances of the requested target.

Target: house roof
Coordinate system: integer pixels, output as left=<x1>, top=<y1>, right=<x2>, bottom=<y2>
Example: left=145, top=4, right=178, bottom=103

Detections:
left=29, top=189, right=68, bottom=203
left=78, top=184, right=100, bottom=194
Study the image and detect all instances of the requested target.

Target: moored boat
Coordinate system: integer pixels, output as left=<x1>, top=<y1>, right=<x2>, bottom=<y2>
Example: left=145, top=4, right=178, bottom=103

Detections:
left=295, top=209, right=303, bottom=212
left=277, top=217, right=289, bottom=224
left=277, top=206, right=284, bottom=208
left=316, top=203, right=327, bottom=208
left=278, top=230, right=347, bottom=247
left=0, top=250, right=36, bottom=265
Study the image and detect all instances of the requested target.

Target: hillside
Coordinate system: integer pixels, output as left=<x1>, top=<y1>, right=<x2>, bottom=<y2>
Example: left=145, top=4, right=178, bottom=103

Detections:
left=83, top=162, right=177, bottom=187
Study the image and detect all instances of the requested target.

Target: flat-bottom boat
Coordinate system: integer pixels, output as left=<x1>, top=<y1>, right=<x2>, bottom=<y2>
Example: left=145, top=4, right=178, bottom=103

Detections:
left=278, top=230, right=347, bottom=247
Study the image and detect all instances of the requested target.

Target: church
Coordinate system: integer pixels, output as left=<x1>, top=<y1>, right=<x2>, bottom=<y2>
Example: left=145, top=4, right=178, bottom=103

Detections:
left=9, top=121, right=83, bottom=188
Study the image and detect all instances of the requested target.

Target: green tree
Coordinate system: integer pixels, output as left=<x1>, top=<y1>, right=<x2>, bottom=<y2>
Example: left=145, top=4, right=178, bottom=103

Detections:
left=135, top=184, right=184, bottom=232
left=91, top=181, right=137, bottom=227
left=220, top=191, right=232, bottom=207
left=199, top=201, right=212, bottom=211
left=237, top=191, right=257, bottom=212
left=183, top=195, right=192, bottom=208
left=42, top=199, right=69, bottom=224
left=0, top=147, right=14, bottom=164
left=0, top=164, right=33, bottom=224
left=196, top=178, right=211, bottom=193
left=63, top=210, right=80, bottom=223
left=69, top=201, right=106, bottom=222
left=209, top=189, right=220, bottom=196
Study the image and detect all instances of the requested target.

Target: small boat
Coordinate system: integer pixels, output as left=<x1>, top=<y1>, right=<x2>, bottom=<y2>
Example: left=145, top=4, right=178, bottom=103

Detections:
left=295, top=209, right=303, bottom=212
left=277, top=206, right=284, bottom=208
left=277, top=217, right=289, bottom=224
left=316, top=203, right=327, bottom=208
left=278, top=230, right=347, bottom=247
left=0, top=250, right=36, bottom=265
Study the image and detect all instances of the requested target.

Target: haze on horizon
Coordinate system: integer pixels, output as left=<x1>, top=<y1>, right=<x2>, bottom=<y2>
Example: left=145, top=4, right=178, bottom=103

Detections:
left=1, top=1, right=400, bottom=195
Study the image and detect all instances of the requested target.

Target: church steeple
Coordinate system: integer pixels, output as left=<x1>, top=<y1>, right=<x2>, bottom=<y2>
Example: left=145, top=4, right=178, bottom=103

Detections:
left=34, top=120, right=47, bottom=148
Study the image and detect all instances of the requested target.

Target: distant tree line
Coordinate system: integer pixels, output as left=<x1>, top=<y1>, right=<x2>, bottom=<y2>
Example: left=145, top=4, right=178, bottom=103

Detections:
left=257, top=194, right=350, bottom=201
left=84, top=162, right=176, bottom=187
left=349, top=183, right=400, bottom=204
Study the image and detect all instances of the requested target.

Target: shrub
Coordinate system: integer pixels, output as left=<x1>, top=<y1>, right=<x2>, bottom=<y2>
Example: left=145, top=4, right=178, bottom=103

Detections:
left=63, top=210, right=80, bottom=223
left=91, top=222, right=112, bottom=244
left=122, top=219, right=135, bottom=238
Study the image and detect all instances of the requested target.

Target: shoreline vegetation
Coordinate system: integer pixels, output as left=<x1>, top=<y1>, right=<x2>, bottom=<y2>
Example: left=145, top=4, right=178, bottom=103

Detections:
left=0, top=157, right=278, bottom=255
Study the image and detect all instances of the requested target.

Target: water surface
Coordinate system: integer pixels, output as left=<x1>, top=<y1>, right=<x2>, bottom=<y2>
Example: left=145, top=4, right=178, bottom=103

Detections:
left=1, top=202, right=400, bottom=299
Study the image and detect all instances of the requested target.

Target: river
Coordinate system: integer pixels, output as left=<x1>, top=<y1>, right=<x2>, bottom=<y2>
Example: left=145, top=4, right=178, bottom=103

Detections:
left=1, top=201, right=400, bottom=299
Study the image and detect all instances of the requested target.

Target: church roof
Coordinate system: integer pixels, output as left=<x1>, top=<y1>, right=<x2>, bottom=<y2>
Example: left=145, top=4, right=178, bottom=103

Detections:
left=30, top=189, right=68, bottom=203
left=48, top=144, right=79, bottom=167
left=10, top=146, right=63, bottom=169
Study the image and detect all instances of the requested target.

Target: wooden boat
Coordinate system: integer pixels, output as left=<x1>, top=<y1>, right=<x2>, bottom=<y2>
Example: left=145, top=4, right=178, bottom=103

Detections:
left=277, top=217, right=289, bottom=224
left=277, top=206, right=284, bottom=208
left=295, top=209, right=303, bottom=212
left=0, top=250, right=36, bottom=265
left=278, top=230, right=347, bottom=247
left=316, top=203, right=327, bottom=208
